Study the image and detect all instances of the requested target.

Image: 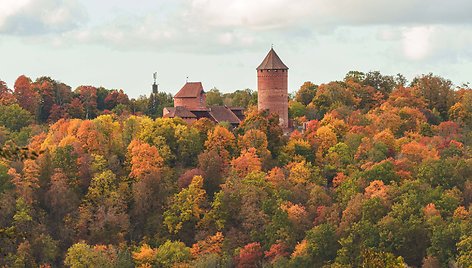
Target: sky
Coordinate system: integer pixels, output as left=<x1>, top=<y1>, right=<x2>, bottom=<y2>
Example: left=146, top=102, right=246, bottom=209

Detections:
left=0, top=0, right=471, bottom=98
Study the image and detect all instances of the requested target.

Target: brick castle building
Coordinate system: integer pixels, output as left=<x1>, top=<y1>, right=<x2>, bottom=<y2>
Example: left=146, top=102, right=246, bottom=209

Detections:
left=163, top=48, right=289, bottom=128
left=163, top=82, right=244, bottom=126
left=172, top=82, right=206, bottom=109
left=257, top=48, right=289, bottom=129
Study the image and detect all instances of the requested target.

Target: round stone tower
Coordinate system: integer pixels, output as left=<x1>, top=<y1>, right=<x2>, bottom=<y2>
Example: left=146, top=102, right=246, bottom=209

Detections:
left=257, top=48, right=289, bottom=128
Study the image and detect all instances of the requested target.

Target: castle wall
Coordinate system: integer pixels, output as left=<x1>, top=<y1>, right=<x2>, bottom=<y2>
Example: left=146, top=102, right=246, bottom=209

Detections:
left=257, top=69, right=288, bottom=128
left=174, top=94, right=206, bottom=109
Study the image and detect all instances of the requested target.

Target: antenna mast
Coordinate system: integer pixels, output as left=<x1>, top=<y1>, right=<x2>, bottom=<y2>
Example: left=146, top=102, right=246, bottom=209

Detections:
left=152, top=72, right=158, bottom=94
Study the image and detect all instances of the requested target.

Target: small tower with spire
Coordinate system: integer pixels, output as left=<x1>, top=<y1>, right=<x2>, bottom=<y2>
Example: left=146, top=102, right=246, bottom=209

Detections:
left=257, top=47, right=289, bottom=128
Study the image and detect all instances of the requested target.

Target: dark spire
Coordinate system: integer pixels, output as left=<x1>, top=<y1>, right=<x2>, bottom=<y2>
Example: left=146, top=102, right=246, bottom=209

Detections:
left=257, top=48, right=288, bottom=70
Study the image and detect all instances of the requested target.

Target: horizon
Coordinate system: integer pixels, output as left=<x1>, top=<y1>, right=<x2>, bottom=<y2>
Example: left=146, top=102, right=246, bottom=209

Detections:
left=1, top=0, right=471, bottom=98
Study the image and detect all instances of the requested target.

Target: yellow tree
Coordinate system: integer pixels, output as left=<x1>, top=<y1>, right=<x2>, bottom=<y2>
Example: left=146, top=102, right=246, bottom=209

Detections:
left=373, top=129, right=397, bottom=152
left=190, top=232, right=224, bottom=257
left=315, top=125, right=337, bottom=158
left=132, top=244, right=157, bottom=267
left=93, top=115, right=123, bottom=156
left=163, top=176, right=207, bottom=234
left=449, top=90, right=472, bottom=128
left=283, top=138, right=314, bottom=163
left=198, top=125, right=235, bottom=185
left=320, top=113, right=348, bottom=139
left=238, top=129, right=271, bottom=163
left=205, top=125, right=236, bottom=155
left=364, top=180, right=388, bottom=201
left=287, top=160, right=321, bottom=185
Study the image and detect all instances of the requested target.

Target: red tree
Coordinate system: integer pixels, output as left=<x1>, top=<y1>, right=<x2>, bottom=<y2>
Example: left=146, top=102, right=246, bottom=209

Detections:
left=14, top=75, right=39, bottom=116
left=0, top=80, right=16, bottom=105
left=235, top=242, right=263, bottom=268
left=77, top=86, right=98, bottom=119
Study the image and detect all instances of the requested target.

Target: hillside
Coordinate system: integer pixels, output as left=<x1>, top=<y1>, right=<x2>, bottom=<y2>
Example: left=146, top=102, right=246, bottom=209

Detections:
left=0, top=71, right=471, bottom=267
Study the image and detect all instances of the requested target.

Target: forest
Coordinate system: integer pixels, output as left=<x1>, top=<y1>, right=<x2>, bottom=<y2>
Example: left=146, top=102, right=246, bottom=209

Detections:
left=0, top=71, right=470, bottom=267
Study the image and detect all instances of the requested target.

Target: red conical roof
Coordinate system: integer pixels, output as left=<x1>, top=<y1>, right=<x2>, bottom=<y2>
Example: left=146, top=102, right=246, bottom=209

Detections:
left=257, top=48, right=288, bottom=70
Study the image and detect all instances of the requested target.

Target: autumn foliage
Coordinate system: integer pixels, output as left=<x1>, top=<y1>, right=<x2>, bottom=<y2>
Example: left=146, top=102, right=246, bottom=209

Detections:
left=0, top=72, right=470, bottom=267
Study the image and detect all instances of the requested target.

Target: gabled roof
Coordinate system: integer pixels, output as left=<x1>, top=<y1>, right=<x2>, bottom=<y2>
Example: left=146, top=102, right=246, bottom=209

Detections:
left=163, top=106, right=196, bottom=118
left=163, top=105, right=245, bottom=125
left=229, top=107, right=245, bottom=121
left=174, top=82, right=204, bottom=98
left=208, top=106, right=241, bottom=124
left=257, top=48, right=288, bottom=70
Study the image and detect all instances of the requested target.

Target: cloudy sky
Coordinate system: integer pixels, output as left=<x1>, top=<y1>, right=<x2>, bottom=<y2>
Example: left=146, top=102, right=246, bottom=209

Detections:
left=0, top=0, right=471, bottom=97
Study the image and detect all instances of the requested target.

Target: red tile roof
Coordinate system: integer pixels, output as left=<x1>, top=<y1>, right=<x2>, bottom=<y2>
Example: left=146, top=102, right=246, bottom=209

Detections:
left=163, top=106, right=196, bottom=118
left=208, top=106, right=241, bottom=124
left=174, top=82, right=204, bottom=98
left=164, top=105, right=244, bottom=125
left=257, top=48, right=288, bottom=70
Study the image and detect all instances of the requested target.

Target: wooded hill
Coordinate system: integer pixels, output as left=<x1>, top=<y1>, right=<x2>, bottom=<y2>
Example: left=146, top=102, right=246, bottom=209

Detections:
left=0, top=71, right=470, bottom=267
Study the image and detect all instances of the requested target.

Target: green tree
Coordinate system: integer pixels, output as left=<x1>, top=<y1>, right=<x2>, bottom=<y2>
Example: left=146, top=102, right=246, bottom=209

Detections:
left=417, top=159, right=463, bottom=189
left=206, top=88, right=224, bottom=106
left=336, top=221, right=382, bottom=266
left=289, top=101, right=307, bottom=118
left=427, top=220, right=461, bottom=266
left=360, top=248, right=406, bottom=268
left=456, top=235, right=472, bottom=268
left=175, top=124, right=203, bottom=166
left=64, top=242, right=124, bottom=268
left=295, top=81, right=317, bottom=105
left=363, top=71, right=397, bottom=96
left=77, top=170, right=129, bottom=244
left=0, top=104, right=33, bottom=131
left=303, top=223, right=339, bottom=267
left=155, top=240, right=191, bottom=268
left=378, top=194, right=430, bottom=266
left=412, top=73, right=455, bottom=119
left=0, top=163, right=12, bottom=193
left=224, top=88, right=257, bottom=108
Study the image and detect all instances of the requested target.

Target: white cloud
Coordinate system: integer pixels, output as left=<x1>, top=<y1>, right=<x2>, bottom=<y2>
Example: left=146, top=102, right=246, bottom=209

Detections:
left=402, top=26, right=435, bottom=61
left=399, top=25, right=472, bottom=62
left=187, top=0, right=472, bottom=30
left=0, top=0, right=87, bottom=35
left=0, top=0, right=30, bottom=29
left=188, top=0, right=317, bottom=29
left=2, top=0, right=471, bottom=65
left=0, top=0, right=31, bottom=18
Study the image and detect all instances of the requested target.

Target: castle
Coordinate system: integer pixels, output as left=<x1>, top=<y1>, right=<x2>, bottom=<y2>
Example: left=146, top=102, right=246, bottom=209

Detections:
left=257, top=48, right=289, bottom=128
left=163, top=48, right=289, bottom=128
